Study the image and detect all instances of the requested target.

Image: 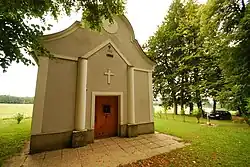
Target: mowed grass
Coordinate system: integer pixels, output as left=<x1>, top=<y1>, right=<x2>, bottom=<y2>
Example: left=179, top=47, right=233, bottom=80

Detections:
left=0, top=104, right=32, bottom=166
left=0, top=119, right=31, bottom=166
left=154, top=115, right=250, bottom=167
left=0, top=104, right=249, bottom=167
left=0, top=104, right=33, bottom=119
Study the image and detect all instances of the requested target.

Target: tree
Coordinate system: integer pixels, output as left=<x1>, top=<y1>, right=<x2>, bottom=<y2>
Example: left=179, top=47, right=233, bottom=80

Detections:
left=200, top=7, right=225, bottom=113
left=146, top=0, right=208, bottom=115
left=178, top=0, right=204, bottom=115
left=221, top=1, right=250, bottom=114
left=201, top=0, right=250, bottom=115
left=147, top=0, right=250, bottom=117
left=146, top=0, right=185, bottom=115
left=0, top=0, right=125, bottom=72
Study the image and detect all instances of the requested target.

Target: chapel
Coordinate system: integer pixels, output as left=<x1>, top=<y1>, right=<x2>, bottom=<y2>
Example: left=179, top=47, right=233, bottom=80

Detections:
left=30, top=15, right=155, bottom=153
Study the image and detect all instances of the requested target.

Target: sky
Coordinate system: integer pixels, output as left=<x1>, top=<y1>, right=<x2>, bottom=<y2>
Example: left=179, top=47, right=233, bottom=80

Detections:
left=0, top=0, right=207, bottom=97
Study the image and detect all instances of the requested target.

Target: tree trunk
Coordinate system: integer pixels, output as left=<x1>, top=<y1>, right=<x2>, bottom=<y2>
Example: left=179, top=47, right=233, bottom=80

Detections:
left=197, top=100, right=204, bottom=117
left=241, top=0, right=246, bottom=13
left=197, top=101, right=202, bottom=109
left=180, top=76, right=184, bottom=111
left=189, top=103, right=193, bottom=114
left=180, top=98, right=184, bottom=111
left=173, top=97, right=178, bottom=115
left=213, top=99, right=216, bottom=113
left=193, top=68, right=204, bottom=116
left=237, top=106, right=242, bottom=116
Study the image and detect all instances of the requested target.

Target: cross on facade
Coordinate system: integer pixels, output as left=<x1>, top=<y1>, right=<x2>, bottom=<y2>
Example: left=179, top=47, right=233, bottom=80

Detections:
left=104, top=69, right=114, bottom=84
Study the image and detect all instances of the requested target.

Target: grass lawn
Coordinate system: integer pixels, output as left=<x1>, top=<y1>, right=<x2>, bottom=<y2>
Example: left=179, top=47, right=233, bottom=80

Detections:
left=124, top=115, right=250, bottom=167
left=0, top=104, right=249, bottom=167
left=0, top=119, right=31, bottom=166
left=0, top=104, right=33, bottom=119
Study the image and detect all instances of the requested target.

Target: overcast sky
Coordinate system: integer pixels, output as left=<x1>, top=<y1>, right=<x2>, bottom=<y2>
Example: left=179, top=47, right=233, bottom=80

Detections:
left=0, top=0, right=207, bottom=97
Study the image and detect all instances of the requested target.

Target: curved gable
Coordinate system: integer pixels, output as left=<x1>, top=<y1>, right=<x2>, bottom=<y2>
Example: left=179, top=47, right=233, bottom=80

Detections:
left=120, top=16, right=155, bottom=66
left=43, top=21, right=81, bottom=42
left=42, top=15, right=155, bottom=69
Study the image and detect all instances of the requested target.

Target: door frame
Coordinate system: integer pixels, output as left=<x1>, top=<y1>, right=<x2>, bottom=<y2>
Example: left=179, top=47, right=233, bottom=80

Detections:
left=91, top=91, right=123, bottom=130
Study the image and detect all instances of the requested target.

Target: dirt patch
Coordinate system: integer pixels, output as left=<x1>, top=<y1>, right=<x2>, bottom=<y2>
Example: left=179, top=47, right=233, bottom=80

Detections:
left=118, top=154, right=171, bottom=167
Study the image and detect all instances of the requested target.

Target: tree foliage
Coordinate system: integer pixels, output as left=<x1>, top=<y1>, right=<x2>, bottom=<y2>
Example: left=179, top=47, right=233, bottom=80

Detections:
left=146, top=0, right=207, bottom=115
left=0, top=0, right=125, bottom=72
left=145, top=0, right=185, bottom=114
left=146, top=0, right=250, bottom=115
left=201, top=0, right=250, bottom=114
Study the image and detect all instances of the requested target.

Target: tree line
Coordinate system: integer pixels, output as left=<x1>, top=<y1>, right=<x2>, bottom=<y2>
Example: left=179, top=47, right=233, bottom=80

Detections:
left=0, top=95, right=34, bottom=104
left=145, top=0, right=250, bottom=116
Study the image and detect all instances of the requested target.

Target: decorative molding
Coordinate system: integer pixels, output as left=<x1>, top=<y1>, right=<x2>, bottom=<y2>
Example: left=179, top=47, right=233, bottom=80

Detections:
left=43, top=21, right=81, bottom=42
left=91, top=92, right=124, bottom=129
left=103, top=19, right=119, bottom=34
left=134, top=121, right=154, bottom=125
left=82, top=39, right=132, bottom=66
left=148, top=72, right=154, bottom=122
left=121, top=15, right=155, bottom=66
left=83, top=40, right=110, bottom=58
left=52, top=54, right=78, bottom=61
left=134, top=68, right=153, bottom=73
left=130, top=39, right=156, bottom=66
left=41, top=15, right=154, bottom=67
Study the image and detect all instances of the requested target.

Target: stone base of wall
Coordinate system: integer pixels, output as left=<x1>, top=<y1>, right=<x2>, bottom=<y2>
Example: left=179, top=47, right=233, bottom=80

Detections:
left=72, top=129, right=94, bottom=148
left=118, top=122, right=154, bottom=138
left=127, top=124, right=138, bottom=137
left=30, top=122, right=154, bottom=154
left=137, top=122, right=155, bottom=135
left=30, top=131, right=72, bottom=154
left=118, top=124, right=128, bottom=137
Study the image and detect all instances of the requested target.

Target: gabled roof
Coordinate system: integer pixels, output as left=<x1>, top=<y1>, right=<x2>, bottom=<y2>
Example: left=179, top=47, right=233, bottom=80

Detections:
left=82, top=39, right=132, bottom=66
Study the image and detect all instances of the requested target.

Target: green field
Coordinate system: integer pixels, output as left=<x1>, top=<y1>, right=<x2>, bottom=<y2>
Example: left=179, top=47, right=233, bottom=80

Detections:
left=0, top=104, right=33, bottom=119
left=0, top=104, right=33, bottom=166
left=0, top=119, right=31, bottom=166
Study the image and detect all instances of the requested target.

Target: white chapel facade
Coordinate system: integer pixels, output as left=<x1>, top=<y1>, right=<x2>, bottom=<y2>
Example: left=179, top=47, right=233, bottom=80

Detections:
left=30, top=15, right=155, bottom=153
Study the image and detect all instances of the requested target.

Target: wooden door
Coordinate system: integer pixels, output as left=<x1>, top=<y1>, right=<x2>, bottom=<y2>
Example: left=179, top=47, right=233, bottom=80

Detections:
left=94, top=96, right=118, bottom=139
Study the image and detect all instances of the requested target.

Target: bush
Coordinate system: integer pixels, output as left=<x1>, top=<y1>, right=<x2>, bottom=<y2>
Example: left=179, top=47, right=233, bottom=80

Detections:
left=154, top=108, right=170, bottom=120
left=245, top=98, right=250, bottom=112
left=192, top=108, right=202, bottom=123
left=242, top=114, right=250, bottom=126
left=154, top=110, right=163, bottom=119
left=163, top=108, right=169, bottom=119
left=14, top=113, right=24, bottom=124
left=246, top=119, right=250, bottom=126
left=232, top=116, right=245, bottom=123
